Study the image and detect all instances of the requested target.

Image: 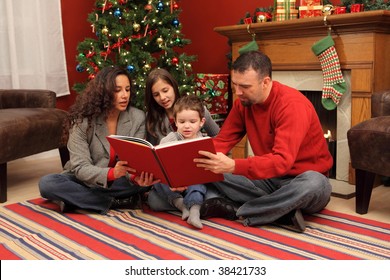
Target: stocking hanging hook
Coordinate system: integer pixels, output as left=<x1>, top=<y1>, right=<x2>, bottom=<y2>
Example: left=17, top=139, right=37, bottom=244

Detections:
left=323, top=15, right=332, bottom=36
left=247, top=24, right=256, bottom=40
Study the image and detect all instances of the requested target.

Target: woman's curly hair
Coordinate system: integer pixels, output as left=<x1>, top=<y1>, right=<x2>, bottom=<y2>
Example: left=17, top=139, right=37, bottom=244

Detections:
left=62, top=66, right=132, bottom=140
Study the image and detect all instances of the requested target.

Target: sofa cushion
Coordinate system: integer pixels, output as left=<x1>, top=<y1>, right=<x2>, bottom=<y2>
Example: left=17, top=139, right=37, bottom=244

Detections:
left=347, top=116, right=390, bottom=177
left=0, top=108, right=68, bottom=163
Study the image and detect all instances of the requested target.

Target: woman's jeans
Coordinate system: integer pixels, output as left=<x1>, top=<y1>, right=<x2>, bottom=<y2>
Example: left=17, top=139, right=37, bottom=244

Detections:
left=39, top=173, right=146, bottom=214
left=209, top=170, right=332, bottom=226
left=153, top=182, right=207, bottom=209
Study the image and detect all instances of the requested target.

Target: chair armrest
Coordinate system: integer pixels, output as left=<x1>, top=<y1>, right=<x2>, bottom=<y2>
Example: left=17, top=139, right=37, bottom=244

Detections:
left=0, top=89, right=56, bottom=109
left=372, top=90, right=390, bottom=117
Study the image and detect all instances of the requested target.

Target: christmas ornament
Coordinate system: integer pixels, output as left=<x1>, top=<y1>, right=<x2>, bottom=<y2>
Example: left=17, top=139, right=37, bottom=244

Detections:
left=78, top=53, right=85, bottom=59
left=172, top=19, right=180, bottom=27
left=157, top=1, right=164, bottom=11
left=133, top=23, right=141, bottom=32
left=127, top=65, right=135, bottom=73
left=114, top=8, right=122, bottom=18
left=144, top=1, right=152, bottom=11
left=172, top=2, right=179, bottom=10
left=171, top=57, right=179, bottom=65
left=76, top=64, right=84, bottom=72
left=119, top=0, right=128, bottom=4
left=88, top=73, right=95, bottom=80
left=143, top=64, right=151, bottom=71
left=156, top=37, right=164, bottom=46
left=311, top=35, right=347, bottom=110
left=101, top=26, right=109, bottom=35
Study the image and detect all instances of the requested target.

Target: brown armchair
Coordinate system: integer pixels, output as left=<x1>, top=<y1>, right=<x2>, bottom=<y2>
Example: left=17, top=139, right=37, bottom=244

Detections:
left=347, top=90, right=390, bottom=214
left=0, top=89, right=69, bottom=203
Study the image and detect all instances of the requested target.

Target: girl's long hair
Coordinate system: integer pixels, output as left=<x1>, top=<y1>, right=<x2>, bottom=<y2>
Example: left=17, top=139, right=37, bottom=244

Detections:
left=144, top=68, right=180, bottom=137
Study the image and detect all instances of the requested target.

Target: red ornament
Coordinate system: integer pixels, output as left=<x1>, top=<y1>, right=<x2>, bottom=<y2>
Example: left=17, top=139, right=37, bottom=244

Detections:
left=173, top=2, right=179, bottom=10
left=88, top=74, right=96, bottom=80
left=171, top=57, right=179, bottom=65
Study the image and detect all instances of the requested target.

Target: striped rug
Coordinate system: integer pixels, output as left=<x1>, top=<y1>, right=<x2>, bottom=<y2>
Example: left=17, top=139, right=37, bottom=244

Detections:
left=0, top=198, right=389, bottom=260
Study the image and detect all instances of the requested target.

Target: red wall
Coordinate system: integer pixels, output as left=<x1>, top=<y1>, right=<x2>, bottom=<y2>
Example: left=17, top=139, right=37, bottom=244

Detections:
left=58, top=0, right=272, bottom=110
left=180, top=0, right=272, bottom=74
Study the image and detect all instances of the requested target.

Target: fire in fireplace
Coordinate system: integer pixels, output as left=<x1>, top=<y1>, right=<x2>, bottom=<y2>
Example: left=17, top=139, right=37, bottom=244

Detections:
left=301, top=90, right=337, bottom=178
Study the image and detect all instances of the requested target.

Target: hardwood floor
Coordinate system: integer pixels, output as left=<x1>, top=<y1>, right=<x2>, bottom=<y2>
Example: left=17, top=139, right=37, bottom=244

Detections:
left=3, top=150, right=390, bottom=224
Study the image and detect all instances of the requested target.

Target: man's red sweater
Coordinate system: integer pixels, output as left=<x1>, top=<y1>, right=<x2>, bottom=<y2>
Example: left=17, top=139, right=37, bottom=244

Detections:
left=213, top=81, right=333, bottom=179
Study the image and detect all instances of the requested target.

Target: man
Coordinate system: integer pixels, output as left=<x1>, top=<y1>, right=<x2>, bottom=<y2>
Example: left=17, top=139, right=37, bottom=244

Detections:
left=195, top=51, right=333, bottom=232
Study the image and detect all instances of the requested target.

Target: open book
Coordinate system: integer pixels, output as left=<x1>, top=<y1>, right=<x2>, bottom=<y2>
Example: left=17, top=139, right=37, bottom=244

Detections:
left=106, top=135, right=223, bottom=188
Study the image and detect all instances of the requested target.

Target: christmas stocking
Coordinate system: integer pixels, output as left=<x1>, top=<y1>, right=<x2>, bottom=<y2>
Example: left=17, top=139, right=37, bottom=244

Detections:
left=239, top=37, right=259, bottom=55
left=311, top=35, right=347, bottom=110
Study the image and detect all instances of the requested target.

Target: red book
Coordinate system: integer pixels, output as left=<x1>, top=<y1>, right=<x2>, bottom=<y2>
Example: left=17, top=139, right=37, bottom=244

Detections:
left=106, top=135, right=223, bottom=188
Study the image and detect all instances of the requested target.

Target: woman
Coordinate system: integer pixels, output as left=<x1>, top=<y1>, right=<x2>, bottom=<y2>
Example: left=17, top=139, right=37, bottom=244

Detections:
left=144, top=68, right=221, bottom=212
left=39, top=66, right=156, bottom=214
left=144, top=68, right=220, bottom=145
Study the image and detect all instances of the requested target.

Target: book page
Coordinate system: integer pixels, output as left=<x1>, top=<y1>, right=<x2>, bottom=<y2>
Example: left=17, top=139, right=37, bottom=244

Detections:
left=155, top=136, right=210, bottom=149
left=108, top=135, right=153, bottom=148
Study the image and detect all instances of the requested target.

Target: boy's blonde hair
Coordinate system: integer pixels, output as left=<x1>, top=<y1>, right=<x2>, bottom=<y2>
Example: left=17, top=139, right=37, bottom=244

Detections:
left=173, top=94, right=205, bottom=120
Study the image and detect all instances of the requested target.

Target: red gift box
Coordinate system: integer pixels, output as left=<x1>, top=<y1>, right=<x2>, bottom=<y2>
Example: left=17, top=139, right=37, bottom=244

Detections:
left=194, top=74, right=230, bottom=115
left=299, top=0, right=321, bottom=6
left=299, top=5, right=323, bottom=18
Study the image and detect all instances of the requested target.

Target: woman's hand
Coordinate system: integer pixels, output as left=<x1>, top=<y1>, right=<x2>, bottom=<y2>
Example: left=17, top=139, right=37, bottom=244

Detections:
left=114, top=160, right=135, bottom=179
left=134, top=171, right=160, bottom=187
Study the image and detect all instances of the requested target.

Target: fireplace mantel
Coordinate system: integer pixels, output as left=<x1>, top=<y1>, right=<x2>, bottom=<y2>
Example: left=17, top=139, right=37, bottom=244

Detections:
left=214, top=10, right=390, bottom=161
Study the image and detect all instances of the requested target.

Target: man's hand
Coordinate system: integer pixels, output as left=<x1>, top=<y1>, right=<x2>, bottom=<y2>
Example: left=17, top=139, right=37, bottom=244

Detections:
left=194, top=151, right=235, bottom=174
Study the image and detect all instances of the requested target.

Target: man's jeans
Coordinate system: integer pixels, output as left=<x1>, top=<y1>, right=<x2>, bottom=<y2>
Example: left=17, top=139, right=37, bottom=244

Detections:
left=39, top=173, right=146, bottom=214
left=209, top=170, right=332, bottom=226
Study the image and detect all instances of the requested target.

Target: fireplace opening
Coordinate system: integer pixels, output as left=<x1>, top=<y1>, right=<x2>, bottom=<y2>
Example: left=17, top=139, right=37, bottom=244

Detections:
left=300, top=91, right=337, bottom=178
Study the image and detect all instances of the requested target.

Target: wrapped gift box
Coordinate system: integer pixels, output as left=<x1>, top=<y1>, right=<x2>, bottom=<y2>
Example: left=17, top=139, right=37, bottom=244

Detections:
left=274, top=9, right=299, bottom=21
left=299, top=0, right=321, bottom=6
left=274, top=0, right=298, bottom=21
left=299, top=5, right=323, bottom=18
left=194, top=74, right=230, bottom=115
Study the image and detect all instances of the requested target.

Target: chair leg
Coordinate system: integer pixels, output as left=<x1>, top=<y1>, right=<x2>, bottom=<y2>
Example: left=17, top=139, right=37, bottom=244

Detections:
left=355, top=168, right=375, bottom=214
left=59, top=147, right=70, bottom=168
left=0, top=162, right=7, bottom=203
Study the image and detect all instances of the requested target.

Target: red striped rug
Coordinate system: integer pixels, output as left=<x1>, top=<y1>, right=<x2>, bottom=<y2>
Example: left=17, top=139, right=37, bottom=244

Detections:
left=0, top=198, right=389, bottom=260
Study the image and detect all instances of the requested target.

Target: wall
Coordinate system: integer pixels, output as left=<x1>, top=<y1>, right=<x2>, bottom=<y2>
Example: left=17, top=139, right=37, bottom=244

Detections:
left=58, top=0, right=272, bottom=110
left=180, top=0, right=271, bottom=74
left=59, top=0, right=95, bottom=110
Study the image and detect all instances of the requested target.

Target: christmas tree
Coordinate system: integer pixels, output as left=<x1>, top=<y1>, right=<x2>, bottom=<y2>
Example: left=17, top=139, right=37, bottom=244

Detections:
left=74, top=0, right=196, bottom=109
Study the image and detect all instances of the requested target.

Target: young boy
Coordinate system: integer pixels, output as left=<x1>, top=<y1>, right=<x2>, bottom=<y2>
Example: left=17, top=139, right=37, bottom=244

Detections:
left=153, top=94, right=207, bottom=229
